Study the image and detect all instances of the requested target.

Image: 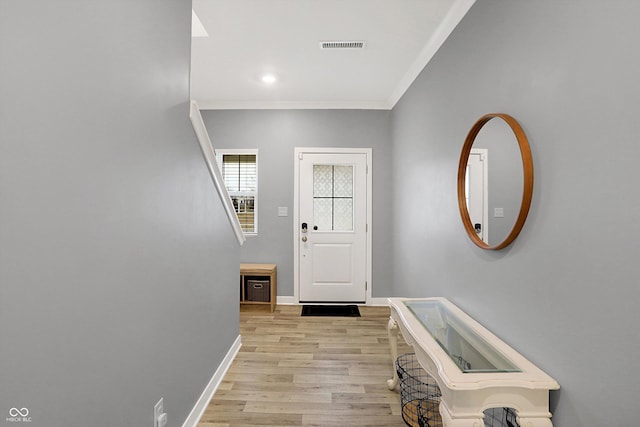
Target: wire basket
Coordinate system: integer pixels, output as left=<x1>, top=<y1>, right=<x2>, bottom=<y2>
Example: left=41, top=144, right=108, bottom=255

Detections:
left=396, top=353, right=442, bottom=427
left=396, top=353, right=521, bottom=427
left=483, top=407, right=520, bottom=427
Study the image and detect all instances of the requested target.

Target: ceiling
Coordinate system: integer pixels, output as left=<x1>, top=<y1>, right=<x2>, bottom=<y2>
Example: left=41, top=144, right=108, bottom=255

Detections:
left=190, top=0, right=475, bottom=110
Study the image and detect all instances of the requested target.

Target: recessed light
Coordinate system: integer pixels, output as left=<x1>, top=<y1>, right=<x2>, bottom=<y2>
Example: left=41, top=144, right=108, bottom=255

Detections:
left=261, top=74, right=277, bottom=84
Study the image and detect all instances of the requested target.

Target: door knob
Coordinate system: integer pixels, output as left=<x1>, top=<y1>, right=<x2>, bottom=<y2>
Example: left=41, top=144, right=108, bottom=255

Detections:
left=302, top=236, right=307, bottom=242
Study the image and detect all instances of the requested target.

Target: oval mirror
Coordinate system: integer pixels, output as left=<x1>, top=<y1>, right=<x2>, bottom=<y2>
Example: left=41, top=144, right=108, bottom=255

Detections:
left=457, top=113, right=533, bottom=250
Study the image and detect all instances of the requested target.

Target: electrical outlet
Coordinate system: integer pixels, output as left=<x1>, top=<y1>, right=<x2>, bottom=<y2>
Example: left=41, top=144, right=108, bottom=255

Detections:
left=154, top=398, right=167, bottom=427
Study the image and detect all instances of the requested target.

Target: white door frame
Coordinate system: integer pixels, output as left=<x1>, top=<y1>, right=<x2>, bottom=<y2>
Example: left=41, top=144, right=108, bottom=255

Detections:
left=293, top=147, right=372, bottom=305
left=467, top=148, right=489, bottom=242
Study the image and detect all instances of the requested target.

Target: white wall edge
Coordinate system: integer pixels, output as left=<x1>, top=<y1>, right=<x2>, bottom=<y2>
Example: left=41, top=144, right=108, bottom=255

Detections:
left=181, top=335, right=242, bottom=427
left=189, top=100, right=246, bottom=246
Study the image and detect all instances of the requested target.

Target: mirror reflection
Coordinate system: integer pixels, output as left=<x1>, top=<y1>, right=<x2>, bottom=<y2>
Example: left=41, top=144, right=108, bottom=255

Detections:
left=465, top=118, right=523, bottom=247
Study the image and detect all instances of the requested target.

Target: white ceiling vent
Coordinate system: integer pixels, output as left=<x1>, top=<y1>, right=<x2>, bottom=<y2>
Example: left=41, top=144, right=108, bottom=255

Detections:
left=320, top=40, right=366, bottom=50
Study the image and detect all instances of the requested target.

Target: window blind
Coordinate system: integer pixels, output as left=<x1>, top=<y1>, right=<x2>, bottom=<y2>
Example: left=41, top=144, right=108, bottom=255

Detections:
left=221, top=154, right=257, bottom=233
left=222, top=155, right=256, bottom=193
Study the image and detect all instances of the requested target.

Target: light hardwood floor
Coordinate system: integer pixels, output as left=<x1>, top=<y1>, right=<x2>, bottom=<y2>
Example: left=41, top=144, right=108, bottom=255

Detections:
left=198, top=305, right=413, bottom=427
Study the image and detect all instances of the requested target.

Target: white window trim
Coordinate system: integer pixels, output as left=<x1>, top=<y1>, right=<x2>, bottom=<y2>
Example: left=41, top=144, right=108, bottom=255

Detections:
left=215, top=148, right=259, bottom=236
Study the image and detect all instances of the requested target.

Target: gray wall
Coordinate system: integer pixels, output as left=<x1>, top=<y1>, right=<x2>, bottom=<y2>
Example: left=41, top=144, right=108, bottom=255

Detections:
left=392, top=1, right=640, bottom=426
left=0, top=2, right=239, bottom=426
left=201, top=110, right=393, bottom=298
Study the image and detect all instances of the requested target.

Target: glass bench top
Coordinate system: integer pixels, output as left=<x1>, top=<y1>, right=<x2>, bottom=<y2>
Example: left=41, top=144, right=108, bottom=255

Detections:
left=404, top=300, right=521, bottom=373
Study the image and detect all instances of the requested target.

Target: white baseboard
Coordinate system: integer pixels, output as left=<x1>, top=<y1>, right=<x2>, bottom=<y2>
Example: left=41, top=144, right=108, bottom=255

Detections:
left=368, top=297, right=389, bottom=306
left=276, top=295, right=297, bottom=305
left=276, top=296, right=389, bottom=306
left=181, top=335, right=241, bottom=427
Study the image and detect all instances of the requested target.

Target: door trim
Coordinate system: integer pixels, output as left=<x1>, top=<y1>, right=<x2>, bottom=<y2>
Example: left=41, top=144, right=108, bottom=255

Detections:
left=293, top=147, right=372, bottom=305
left=468, top=148, right=488, bottom=243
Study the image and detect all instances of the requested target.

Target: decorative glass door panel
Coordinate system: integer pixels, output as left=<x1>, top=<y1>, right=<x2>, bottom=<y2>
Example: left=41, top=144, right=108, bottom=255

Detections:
left=313, top=165, right=353, bottom=231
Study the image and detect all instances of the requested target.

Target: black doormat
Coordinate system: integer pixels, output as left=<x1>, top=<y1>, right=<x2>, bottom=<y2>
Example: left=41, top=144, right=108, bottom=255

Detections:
left=301, top=305, right=361, bottom=317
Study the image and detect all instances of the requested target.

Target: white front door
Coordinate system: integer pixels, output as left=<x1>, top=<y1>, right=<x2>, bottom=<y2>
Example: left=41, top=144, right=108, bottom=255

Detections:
left=296, top=149, right=369, bottom=303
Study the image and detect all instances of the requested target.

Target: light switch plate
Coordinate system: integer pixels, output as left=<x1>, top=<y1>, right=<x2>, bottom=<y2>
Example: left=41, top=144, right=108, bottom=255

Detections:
left=494, top=207, right=504, bottom=218
left=278, top=207, right=288, bottom=217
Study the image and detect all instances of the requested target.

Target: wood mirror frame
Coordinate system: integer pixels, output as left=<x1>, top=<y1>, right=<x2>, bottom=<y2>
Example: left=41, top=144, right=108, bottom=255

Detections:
left=457, top=113, right=534, bottom=250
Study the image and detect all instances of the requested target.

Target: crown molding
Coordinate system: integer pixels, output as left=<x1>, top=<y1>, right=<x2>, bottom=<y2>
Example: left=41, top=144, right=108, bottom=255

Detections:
left=194, top=99, right=393, bottom=111
left=387, top=0, right=476, bottom=108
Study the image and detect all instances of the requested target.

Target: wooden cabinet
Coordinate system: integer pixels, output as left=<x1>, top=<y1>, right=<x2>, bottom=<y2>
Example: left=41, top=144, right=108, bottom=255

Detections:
left=240, top=263, right=277, bottom=312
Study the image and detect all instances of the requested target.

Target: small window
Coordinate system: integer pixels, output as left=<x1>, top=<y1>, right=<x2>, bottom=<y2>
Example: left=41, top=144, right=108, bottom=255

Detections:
left=216, top=149, right=258, bottom=234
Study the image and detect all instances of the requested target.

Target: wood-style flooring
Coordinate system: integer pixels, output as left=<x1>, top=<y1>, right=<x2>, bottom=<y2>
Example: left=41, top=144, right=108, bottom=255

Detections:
left=198, top=305, right=413, bottom=427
